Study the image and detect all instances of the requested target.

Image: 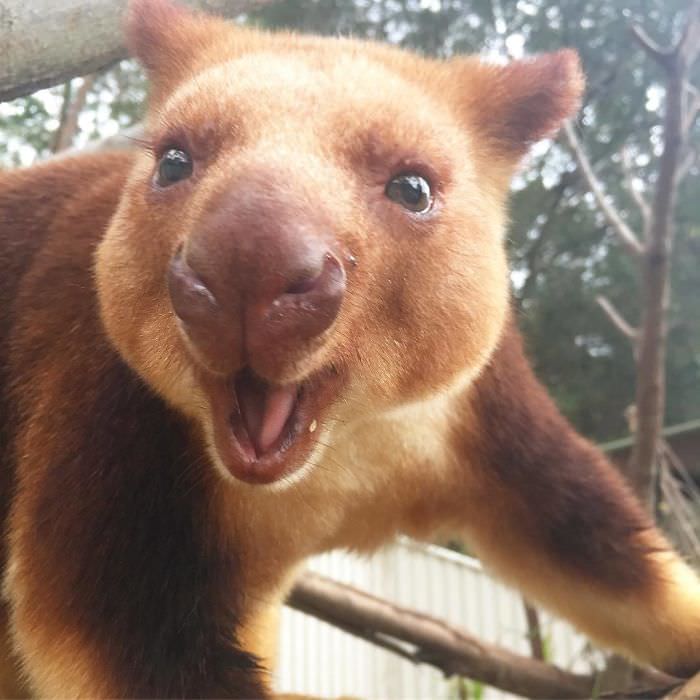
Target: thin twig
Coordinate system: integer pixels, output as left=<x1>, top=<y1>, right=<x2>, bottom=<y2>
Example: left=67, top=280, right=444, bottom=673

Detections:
left=521, top=598, right=545, bottom=661
left=563, top=122, right=644, bottom=257
left=629, top=25, right=675, bottom=72
left=596, top=295, right=638, bottom=341
left=682, top=83, right=700, bottom=133
left=676, top=2, right=700, bottom=69
left=678, top=145, right=698, bottom=181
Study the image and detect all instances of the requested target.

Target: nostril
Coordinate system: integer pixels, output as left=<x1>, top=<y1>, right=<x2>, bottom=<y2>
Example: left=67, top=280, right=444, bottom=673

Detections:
left=266, top=251, right=345, bottom=334
left=285, top=271, right=323, bottom=296
left=167, top=251, right=218, bottom=323
left=283, top=253, right=340, bottom=296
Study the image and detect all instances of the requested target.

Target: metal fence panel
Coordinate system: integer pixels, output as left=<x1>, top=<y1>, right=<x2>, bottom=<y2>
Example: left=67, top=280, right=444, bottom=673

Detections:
left=276, top=538, right=597, bottom=699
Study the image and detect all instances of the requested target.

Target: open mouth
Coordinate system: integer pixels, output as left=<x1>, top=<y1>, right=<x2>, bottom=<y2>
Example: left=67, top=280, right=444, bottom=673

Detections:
left=232, top=367, right=302, bottom=461
left=206, top=365, right=338, bottom=485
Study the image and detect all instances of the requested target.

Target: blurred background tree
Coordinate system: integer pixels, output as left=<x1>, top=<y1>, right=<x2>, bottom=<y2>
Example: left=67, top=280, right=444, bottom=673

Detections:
left=3, top=0, right=697, bottom=448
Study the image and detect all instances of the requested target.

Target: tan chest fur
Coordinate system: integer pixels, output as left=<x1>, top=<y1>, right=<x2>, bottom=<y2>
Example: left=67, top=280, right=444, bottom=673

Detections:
left=227, top=382, right=474, bottom=670
left=221, top=382, right=468, bottom=562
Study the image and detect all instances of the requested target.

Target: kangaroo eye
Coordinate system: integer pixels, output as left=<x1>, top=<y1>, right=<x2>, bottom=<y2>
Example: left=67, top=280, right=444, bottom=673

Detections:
left=385, top=173, right=432, bottom=213
left=157, top=148, right=193, bottom=186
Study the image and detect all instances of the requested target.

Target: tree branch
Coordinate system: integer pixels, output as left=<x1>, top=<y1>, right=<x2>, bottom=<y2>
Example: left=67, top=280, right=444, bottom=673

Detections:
left=675, top=1, right=700, bottom=70
left=596, top=296, right=639, bottom=342
left=289, top=572, right=615, bottom=700
left=521, top=598, right=545, bottom=662
left=51, top=74, right=97, bottom=153
left=663, top=670, right=700, bottom=699
left=678, top=144, right=698, bottom=181
left=563, top=122, right=644, bottom=257
left=0, top=0, right=273, bottom=103
left=682, top=83, right=700, bottom=134
left=627, top=1, right=700, bottom=504
left=629, top=25, right=675, bottom=72
left=514, top=178, right=571, bottom=309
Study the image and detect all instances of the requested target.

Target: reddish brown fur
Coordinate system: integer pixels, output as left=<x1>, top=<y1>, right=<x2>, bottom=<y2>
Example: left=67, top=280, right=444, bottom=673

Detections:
left=0, top=1, right=698, bottom=697
left=2, top=154, right=267, bottom=697
left=463, top=322, right=658, bottom=592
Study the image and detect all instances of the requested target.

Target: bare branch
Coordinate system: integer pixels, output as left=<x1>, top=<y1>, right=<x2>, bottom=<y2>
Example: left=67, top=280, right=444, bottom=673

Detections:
left=659, top=454, right=700, bottom=562
left=52, top=74, right=97, bottom=153
left=288, top=571, right=597, bottom=699
left=630, top=3, right=700, bottom=75
left=675, top=1, right=700, bottom=70
left=663, top=670, right=700, bottom=699
left=288, top=572, right=683, bottom=699
left=682, top=83, right=700, bottom=134
left=521, top=598, right=545, bottom=661
left=514, top=177, right=572, bottom=309
left=679, top=145, right=698, bottom=181
left=596, top=296, right=638, bottom=341
left=630, top=25, right=675, bottom=71
left=563, top=122, right=644, bottom=257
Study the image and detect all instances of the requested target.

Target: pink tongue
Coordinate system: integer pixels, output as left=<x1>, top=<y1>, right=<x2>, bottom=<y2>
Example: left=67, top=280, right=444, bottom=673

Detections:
left=236, top=373, right=297, bottom=457
left=258, top=386, right=296, bottom=453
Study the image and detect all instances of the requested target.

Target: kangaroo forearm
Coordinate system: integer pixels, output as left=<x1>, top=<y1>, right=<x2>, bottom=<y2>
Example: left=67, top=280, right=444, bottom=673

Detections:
left=453, top=322, right=700, bottom=675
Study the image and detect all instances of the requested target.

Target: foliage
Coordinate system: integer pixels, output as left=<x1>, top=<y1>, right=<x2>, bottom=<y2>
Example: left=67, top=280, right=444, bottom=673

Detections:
left=449, top=676, right=484, bottom=700
left=0, top=60, right=146, bottom=165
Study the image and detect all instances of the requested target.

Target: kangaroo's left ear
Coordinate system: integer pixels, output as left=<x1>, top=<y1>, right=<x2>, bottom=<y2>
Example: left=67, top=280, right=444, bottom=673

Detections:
left=447, top=50, right=584, bottom=159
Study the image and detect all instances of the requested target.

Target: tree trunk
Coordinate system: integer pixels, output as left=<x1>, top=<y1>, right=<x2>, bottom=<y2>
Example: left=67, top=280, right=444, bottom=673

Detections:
left=566, top=3, right=700, bottom=508
left=628, top=6, right=700, bottom=505
left=51, top=75, right=97, bottom=153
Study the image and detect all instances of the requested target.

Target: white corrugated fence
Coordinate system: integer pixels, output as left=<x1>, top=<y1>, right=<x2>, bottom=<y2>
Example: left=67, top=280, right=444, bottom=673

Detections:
left=277, top=538, right=603, bottom=699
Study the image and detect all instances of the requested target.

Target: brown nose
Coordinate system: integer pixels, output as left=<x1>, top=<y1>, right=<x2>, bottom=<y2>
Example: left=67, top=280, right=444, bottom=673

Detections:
left=167, top=182, right=346, bottom=377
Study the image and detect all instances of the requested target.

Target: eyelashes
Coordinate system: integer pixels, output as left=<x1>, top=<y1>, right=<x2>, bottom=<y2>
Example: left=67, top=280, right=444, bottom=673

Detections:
left=126, top=134, right=158, bottom=155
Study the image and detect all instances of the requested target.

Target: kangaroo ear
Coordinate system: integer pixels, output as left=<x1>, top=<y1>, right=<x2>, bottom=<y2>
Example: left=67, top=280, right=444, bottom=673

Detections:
left=127, top=0, right=200, bottom=74
left=450, top=50, right=584, bottom=158
left=125, top=0, right=229, bottom=101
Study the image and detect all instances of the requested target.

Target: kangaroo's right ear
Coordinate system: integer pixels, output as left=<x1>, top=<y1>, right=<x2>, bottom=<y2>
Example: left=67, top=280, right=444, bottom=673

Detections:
left=125, top=0, right=238, bottom=104
left=127, top=0, right=205, bottom=75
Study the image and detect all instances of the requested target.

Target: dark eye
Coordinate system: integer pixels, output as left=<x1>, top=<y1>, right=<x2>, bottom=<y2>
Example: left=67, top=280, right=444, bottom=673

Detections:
left=385, top=173, right=433, bottom=213
left=156, top=148, right=193, bottom=186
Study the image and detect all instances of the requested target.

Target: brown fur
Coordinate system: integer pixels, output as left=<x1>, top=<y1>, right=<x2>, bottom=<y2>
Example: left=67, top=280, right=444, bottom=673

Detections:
left=0, top=0, right=698, bottom=696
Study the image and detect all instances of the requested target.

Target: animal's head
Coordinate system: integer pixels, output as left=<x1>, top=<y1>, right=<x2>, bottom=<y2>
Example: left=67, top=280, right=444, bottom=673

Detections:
left=95, top=0, right=583, bottom=486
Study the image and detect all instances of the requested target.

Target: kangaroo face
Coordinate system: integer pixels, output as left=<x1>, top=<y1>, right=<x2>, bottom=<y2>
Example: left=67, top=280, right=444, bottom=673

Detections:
left=96, top=0, right=581, bottom=486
